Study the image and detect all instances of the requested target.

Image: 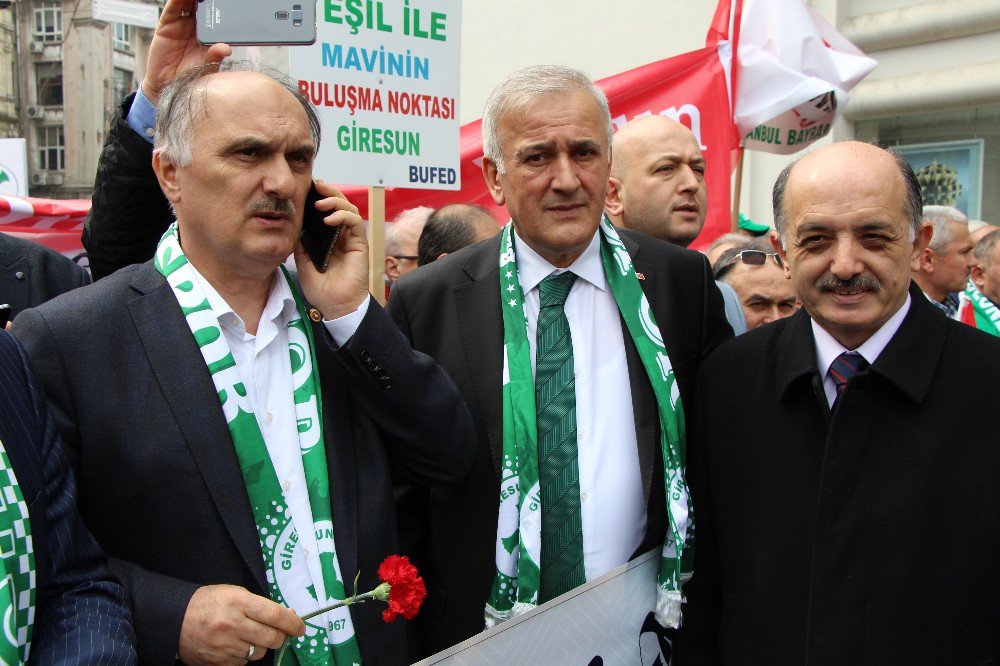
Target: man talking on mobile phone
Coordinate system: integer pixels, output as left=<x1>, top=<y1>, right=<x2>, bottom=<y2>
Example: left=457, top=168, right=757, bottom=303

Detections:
left=13, top=1, right=475, bottom=663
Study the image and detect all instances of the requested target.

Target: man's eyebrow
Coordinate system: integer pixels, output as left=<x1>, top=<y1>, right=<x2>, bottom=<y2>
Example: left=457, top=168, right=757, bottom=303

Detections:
left=795, top=222, right=830, bottom=236
left=515, top=141, right=553, bottom=158
left=288, top=144, right=316, bottom=159
left=853, top=221, right=896, bottom=233
left=224, top=137, right=269, bottom=152
left=568, top=138, right=601, bottom=151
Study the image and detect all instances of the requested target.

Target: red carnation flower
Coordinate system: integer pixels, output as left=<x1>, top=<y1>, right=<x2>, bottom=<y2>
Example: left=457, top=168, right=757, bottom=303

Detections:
left=376, top=554, right=427, bottom=622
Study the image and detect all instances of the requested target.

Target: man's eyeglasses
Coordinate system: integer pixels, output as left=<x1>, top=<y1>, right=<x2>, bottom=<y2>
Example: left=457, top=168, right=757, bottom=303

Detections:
left=713, top=250, right=783, bottom=279
left=391, top=255, right=419, bottom=261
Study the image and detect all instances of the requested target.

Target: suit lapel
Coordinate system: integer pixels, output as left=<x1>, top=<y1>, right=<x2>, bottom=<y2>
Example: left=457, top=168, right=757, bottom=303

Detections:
left=127, top=263, right=267, bottom=591
left=455, top=236, right=505, bottom=478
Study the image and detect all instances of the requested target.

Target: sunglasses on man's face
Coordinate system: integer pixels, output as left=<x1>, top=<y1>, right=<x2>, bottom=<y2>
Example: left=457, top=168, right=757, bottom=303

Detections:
left=714, top=250, right=783, bottom=279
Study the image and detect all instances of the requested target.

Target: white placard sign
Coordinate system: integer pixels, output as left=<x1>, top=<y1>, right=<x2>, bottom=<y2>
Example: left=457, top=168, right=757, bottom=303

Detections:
left=289, top=0, right=462, bottom=190
left=0, top=139, right=28, bottom=196
left=415, top=550, right=674, bottom=666
left=92, top=0, right=159, bottom=29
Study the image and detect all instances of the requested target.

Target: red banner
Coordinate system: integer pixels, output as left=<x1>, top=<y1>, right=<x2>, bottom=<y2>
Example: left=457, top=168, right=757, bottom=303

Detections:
left=0, top=196, right=89, bottom=257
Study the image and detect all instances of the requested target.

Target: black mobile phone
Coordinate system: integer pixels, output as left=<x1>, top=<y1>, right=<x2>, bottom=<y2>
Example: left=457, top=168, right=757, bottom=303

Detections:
left=300, top=183, right=342, bottom=273
left=0, top=304, right=11, bottom=329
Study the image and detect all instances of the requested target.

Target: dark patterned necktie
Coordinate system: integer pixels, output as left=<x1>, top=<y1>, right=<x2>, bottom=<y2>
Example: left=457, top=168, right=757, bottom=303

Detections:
left=829, top=351, right=869, bottom=405
left=535, top=271, right=585, bottom=602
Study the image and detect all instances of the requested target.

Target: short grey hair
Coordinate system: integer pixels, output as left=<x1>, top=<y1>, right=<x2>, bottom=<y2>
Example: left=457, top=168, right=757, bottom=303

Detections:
left=154, top=60, right=321, bottom=167
left=922, top=205, right=968, bottom=253
left=482, top=65, right=612, bottom=173
left=385, top=206, right=433, bottom=256
left=973, top=229, right=1000, bottom=269
left=772, top=145, right=923, bottom=248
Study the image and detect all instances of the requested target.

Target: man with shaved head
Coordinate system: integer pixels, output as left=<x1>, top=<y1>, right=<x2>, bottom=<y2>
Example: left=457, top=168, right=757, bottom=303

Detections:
left=681, top=142, right=1000, bottom=663
left=606, top=115, right=746, bottom=334
left=606, top=115, right=707, bottom=247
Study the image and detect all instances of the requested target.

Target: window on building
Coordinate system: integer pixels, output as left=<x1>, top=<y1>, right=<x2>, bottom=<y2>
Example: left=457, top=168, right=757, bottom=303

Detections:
left=35, top=62, right=62, bottom=106
left=112, top=22, right=131, bottom=52
left=856, top=106, right=1000, bottom=225
left=32, top=1, right=62, bottom=42
left=37, top=125, right=64, bottom=171
left=112, top=68, right=133, bottom=104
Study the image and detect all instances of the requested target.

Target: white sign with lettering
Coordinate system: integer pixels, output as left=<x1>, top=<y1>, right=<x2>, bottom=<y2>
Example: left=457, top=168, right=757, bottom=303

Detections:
left=290, top=0, right=462, bottom=190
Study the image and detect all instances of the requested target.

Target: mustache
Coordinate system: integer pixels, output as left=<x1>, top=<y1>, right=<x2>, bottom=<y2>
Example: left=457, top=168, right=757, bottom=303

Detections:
left=815, top=274, right=881, bottom=293
left=248, top=198, right=296, bottom=216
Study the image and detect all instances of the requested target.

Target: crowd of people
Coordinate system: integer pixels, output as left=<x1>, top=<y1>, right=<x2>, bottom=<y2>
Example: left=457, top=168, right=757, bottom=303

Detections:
left=2, top=0, right=1000, bottom=663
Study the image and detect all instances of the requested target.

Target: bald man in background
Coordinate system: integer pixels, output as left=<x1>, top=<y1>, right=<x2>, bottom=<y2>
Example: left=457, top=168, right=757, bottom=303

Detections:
left=606, top=115, right=746, bottom=334
left=606, top=116, right=707, bottom=247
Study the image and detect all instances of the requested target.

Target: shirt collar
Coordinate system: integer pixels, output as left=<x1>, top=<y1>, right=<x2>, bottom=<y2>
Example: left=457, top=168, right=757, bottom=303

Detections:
left=188, top=264, right=298, bottom=336
left=511, top=226, right=607, bottom=293
left=812, top=293, right=911, bottom=376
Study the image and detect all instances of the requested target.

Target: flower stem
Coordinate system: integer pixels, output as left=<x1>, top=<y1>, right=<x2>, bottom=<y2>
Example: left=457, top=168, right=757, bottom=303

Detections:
left=275, top=593, right=376, bottom=666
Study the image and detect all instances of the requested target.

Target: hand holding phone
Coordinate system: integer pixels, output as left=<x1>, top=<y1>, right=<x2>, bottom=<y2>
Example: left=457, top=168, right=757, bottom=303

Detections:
left=300, top=183, right=343, bottom=273
left=294, top=183, right=370, bottom=322
left=197, top=0, right=317, bottom=46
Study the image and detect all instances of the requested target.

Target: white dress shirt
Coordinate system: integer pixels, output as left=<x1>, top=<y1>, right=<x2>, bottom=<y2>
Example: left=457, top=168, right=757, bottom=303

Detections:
left=513, top=229, right=646, bottom=581
left=189, top=265, right=367, bottom=607
left=812, top=294, right=911, bottom=407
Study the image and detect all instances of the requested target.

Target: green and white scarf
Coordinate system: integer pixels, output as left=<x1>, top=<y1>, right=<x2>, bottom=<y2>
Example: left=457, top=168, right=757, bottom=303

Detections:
left=958, top=280, right=1000, bottom=337
left=485, top=219, right=693, bottom=630
left=0, top=438, right=35, bottom=664
left=155, top=224, right=361, bottom=665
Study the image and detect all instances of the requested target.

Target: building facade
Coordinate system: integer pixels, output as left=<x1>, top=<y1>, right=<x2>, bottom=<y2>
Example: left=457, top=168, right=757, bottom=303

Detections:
left=5, top=0, right=157, bottom=198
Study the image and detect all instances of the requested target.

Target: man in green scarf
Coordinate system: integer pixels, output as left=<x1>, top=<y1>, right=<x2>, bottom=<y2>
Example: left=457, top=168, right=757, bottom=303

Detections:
left=386, top=65, right=733, bottom=658
left=13, top=1, right=475, bottom=663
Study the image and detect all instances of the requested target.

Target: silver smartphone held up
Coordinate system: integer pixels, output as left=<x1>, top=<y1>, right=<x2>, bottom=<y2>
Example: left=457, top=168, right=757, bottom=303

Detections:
left=196, top=0, right=317, bottom=46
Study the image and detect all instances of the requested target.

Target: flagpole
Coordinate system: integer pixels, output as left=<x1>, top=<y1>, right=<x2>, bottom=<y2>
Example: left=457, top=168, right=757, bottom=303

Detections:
left=368, top=186, right=386, bottom=306
left=732, top=146, right=744, bottom=233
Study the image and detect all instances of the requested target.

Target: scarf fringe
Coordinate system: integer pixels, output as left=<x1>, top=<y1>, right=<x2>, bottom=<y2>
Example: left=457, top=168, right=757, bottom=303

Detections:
left=654, top=588, right=684, bottom=629
left=484, top=601, right=537, bottom=629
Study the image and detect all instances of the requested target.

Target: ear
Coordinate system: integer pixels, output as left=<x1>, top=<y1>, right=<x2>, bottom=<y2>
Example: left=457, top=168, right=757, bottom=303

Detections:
left=770, top=233, right=791, bottom=279
left=914, top=247, right=935, bottom=272
left=385, top=256, right=400, bottom=282
left=436, top=252, right=449, bottom=261
left=971, top=265, right=986, bottom=290
left=605, top=176, right=624, bottom=217
left=152, top=150, right=181, bottom=206
left=913, top=222, right=933, bottom=257
left=482, top=157, right=506, bottom=206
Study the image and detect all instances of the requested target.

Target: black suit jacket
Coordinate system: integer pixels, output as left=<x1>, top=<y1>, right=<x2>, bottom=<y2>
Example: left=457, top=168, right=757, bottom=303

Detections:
left=0, top=232, right=90, bottom=319
left=0, top=331, right=136, bottom=664
left=683, top=283, right=1000, bottom=664
left=13, top=262, right=475, bottom=664
left=387, top=229, right=732, bottom=656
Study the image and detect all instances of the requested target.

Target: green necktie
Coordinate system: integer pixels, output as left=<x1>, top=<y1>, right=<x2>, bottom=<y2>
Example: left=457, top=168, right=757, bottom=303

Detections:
left=535, top=271, right=585, bottom=602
